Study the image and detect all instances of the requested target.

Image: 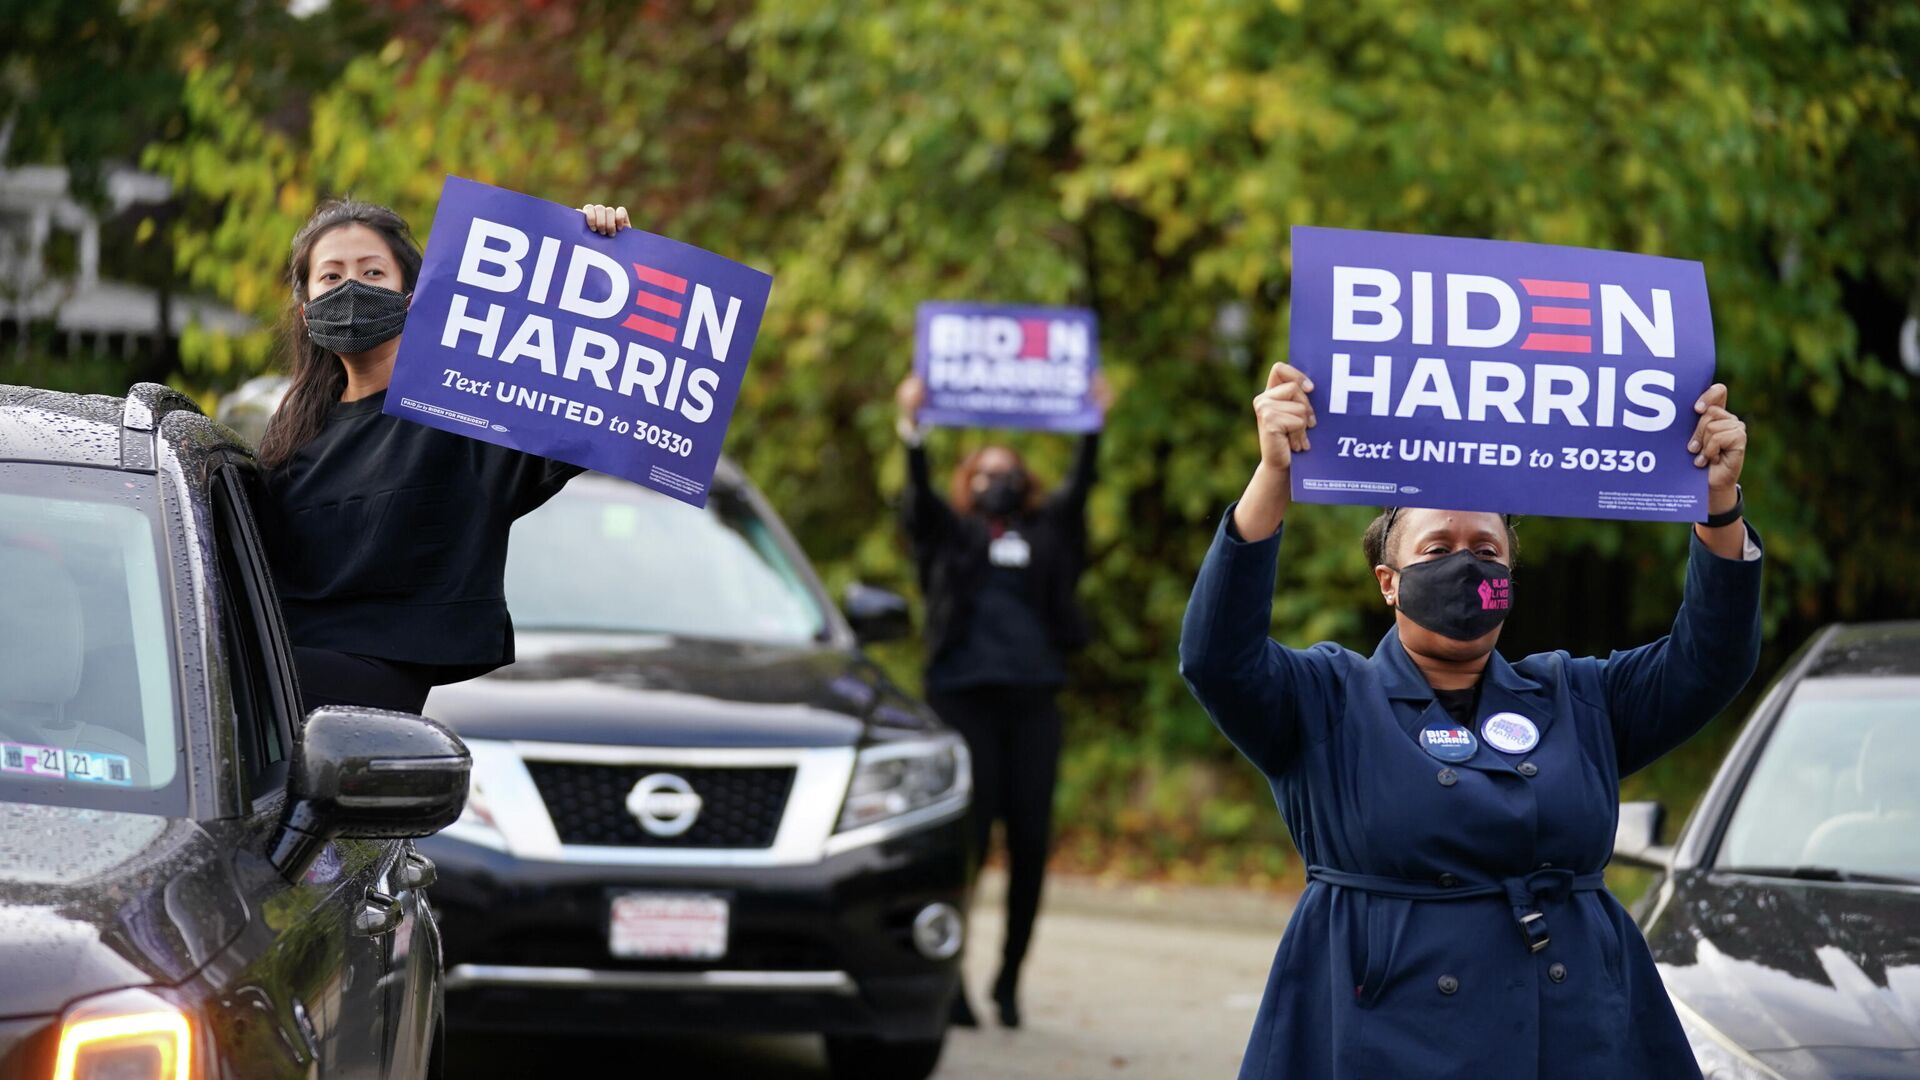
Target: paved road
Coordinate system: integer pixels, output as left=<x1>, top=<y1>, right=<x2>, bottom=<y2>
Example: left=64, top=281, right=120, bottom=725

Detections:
left=445, top=873, right=1296, bottom=1078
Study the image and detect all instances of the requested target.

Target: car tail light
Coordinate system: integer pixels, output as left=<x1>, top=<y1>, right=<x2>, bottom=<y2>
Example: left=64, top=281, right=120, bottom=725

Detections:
left=51, top=989, right=191, bottom=1080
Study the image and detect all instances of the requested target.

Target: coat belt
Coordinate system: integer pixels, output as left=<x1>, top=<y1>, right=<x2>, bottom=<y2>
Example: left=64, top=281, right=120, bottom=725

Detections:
left=1306, top=865, right=1606, bottom=955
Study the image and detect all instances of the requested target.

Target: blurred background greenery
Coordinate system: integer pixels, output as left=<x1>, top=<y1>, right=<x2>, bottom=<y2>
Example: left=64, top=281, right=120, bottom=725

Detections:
left=5, top=0, right=1917, bottom=893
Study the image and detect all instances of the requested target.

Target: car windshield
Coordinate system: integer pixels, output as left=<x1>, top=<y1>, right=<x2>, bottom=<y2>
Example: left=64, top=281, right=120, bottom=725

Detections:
left=0, top=464, right=180, bottom=807
left=1717, top=677, right=1920, bottom=881
left=505, top=475, right=830, bottom=644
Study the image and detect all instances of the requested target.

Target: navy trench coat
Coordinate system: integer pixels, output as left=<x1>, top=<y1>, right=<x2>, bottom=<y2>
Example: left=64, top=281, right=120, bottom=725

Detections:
left=1179, top=510, right=1763, bottom=1080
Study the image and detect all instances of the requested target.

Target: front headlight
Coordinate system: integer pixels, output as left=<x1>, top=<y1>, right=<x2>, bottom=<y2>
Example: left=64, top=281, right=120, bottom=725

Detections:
left=1672, top=996, right=1786, bottom=1080
left=835, top=736, right=971, bottom=833
left=53, top=988, right=192, bottom=1080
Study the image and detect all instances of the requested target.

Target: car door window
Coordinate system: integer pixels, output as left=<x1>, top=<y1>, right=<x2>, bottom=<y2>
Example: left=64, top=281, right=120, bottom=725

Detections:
left=212, top=463, right=299, bottom=802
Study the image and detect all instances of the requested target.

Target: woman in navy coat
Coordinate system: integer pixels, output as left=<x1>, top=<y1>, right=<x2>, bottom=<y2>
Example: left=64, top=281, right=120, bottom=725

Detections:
left=1179, top=360, right=1762, bottom=1079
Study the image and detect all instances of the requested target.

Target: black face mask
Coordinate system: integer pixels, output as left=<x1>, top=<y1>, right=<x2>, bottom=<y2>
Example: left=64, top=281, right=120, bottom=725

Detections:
left=304, top=279, right=409, bottom=355
left=975, top=473, right=1028, bottom=518
left=1393, top=549, right=1513, bottom=642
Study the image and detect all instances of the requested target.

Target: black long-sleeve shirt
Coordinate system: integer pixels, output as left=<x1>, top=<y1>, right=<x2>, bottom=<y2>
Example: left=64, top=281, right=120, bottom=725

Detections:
left=261, top=390, right=582, bottom=677
left=901, top=433, right=1099, bottom=687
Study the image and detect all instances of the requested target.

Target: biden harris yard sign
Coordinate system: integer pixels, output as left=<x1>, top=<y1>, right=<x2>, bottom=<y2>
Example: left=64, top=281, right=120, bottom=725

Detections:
left=913, top=302, right=1102, bottom=432
left=1287, top=226, right=1715, bottom=522
left=386, top=176, right=772, bottom=507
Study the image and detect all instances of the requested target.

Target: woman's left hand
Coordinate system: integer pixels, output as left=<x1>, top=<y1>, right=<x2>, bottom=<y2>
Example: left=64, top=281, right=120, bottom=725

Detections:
left=580, top=203, right=631, bottom=236
left=1091, top=371, right=1116, bottom=413
left=1689, top=382, right=1747, bottom=511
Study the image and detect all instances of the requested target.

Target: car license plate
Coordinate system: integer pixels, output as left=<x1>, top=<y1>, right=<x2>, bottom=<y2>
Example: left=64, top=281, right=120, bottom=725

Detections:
left=609, top=893, right=729, bottom=960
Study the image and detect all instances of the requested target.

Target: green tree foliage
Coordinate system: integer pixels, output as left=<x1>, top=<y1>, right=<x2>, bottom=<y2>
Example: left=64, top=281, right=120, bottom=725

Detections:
left=144, top=0, right=1920, bottom=880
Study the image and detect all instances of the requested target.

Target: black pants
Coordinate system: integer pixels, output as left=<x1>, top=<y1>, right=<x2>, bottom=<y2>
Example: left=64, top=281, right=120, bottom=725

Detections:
left=293, top=647, right=435, bottom=715
left=928, top=684, right=1063, bottom=993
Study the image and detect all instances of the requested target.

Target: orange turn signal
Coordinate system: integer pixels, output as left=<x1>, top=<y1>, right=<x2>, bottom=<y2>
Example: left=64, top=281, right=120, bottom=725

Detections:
left=51, top=1006, right=191, bottom=1080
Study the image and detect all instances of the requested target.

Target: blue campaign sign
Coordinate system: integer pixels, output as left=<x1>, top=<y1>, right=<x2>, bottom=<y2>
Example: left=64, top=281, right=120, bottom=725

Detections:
left=386, top=176, right=773, bottom=507
left=913, top=302, right=1102, bottom=432
left=1286, top=226, right=1716, bottom=522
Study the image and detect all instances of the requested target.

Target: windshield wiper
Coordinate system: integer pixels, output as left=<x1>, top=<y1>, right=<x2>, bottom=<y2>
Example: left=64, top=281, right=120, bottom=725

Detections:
left=1717, top=865, right=1920, bottom=886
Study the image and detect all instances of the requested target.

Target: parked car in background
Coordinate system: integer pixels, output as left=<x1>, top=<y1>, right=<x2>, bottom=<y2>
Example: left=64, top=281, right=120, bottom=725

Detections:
left=417, top=467, right=971, bottom=1080
left=1616, top=622, right=1920, bottom=1080
left=0, top=383, right=470, bottom=1079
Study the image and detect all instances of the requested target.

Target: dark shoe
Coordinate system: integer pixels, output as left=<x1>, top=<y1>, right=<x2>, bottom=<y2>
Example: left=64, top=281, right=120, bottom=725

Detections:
left=992, top=970, right=1021, bottom=1029
left=949, top=989, right=979, bottom=1029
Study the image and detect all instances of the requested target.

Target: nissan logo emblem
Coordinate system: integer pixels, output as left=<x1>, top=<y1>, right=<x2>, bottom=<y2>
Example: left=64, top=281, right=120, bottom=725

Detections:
left=626, top=773, right=703, bottom=838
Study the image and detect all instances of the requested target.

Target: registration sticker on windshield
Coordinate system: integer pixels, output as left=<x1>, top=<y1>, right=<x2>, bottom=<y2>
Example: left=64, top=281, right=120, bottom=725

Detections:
left=65, top=750, right=134, bottom=786
left=1, top=744, right=67, bottom=778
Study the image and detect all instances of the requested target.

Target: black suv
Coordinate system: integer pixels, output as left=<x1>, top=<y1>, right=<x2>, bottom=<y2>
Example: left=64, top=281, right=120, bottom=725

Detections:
left=415, top=468, right=972, bottom=1080
left=0, top=383, right=470, bottom=1079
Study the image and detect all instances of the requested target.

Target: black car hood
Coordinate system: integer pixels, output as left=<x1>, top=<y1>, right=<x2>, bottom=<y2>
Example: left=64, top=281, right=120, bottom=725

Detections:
left=1648, top=870, right=1920, bottom=1062
left=0, top=802, right=249, bottom=1017
left=425, top=633, right=942, bottom=748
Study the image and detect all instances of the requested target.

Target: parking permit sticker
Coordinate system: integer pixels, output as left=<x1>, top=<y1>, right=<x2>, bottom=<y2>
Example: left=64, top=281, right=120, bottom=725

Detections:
left=1, top=744, right=67, bottom=778
left=1418, top=722, right=1479, bottom=763
left=65, top=750, right=134, bottom=786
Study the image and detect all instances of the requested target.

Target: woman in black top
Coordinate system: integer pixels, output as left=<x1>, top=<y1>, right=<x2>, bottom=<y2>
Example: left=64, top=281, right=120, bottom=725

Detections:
left=257, top=198, right=631, bottom=714
left=893, top=372, right=1110, bottom=1029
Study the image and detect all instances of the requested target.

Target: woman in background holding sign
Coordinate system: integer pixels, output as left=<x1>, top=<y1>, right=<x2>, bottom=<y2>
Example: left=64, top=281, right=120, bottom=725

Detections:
left=256, top=198, right=632, bottom=714
left=894, top=372, right=1110, bottom=1030
left=1179, top=360, right=1760, bottom=1079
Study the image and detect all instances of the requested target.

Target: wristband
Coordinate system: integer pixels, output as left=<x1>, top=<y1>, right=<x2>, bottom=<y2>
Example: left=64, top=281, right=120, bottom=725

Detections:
left=1703, top=484, right=1743, bottom=528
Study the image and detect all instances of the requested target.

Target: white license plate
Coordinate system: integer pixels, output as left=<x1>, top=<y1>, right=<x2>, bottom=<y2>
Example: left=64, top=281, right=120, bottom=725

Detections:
left=609, top=893, right=729, bottom=960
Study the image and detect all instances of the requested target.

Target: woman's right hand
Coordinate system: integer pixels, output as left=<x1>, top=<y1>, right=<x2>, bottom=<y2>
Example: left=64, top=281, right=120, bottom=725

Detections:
left=896, top=374, right=927, bottom=425
left=1232, top=361, right=1315, bottom=540
left=1253, top=361, right=1316, bottom=471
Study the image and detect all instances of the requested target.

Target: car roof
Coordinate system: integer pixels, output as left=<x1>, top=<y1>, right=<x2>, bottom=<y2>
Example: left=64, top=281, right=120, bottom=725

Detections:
left=1805, top=622, right=1920, bottom=678
left=0, top=382, right=210, bottom=470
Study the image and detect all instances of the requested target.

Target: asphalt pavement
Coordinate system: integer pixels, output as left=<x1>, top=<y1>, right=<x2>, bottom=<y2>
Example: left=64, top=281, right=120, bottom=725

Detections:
left=444, top=870, right=1297, bottom=1078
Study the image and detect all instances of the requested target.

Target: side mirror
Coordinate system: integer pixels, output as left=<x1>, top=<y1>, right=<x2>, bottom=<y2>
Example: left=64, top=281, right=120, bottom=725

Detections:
left=270, top=707, right=471, bottom=879
left=1613, top=800, right=1674, bottom=870
left=844, top=583, right=911, bottom=645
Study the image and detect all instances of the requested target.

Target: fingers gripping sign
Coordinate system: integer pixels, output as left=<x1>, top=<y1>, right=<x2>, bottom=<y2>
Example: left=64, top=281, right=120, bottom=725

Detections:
left=1687, top=382, right=1747, bottom=493
left=1254, top=361, right=1317, bottom=470
left=578, top=203, right=631, bottom=237
left=1684, top=380, right=1752, bottom=557
left=1231, top=360, right=1315, bottom=540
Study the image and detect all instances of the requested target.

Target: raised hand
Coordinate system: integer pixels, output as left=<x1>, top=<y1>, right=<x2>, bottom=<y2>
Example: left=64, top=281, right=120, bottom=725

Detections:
left=1253, top=361, right=1316, bottom=472
left=1688, top=382, right=1747, bottom=511
left=579, top=203, right=631, bottom=236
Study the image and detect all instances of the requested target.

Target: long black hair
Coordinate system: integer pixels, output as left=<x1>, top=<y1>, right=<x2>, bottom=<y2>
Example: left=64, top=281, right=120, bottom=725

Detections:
left=257, top=199, right=423, bottom=469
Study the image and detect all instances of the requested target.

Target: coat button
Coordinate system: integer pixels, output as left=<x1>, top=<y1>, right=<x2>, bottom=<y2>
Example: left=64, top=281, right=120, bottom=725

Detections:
left=1517, top=762, right=1539, bottom=777
left=1548, top=963, right=1568, bottom=983
left=1437, top=975, right=1460, bottom=995
left=1438, top=872, right=1460, bottom=888
left=1437, top=768, right=1458, bottom=786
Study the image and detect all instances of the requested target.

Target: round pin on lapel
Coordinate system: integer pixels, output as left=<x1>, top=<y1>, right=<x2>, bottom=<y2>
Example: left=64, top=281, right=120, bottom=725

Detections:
left=1482, top=712, right=1540, bottom=754
left=1419, top=721, right=1479, bottom=763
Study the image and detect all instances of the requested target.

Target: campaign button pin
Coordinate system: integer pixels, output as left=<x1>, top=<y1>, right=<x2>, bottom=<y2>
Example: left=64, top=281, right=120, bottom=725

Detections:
left=1482, top=712, right=1540, bottom=754
left=1419, top=722, right=1479, bottom=763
